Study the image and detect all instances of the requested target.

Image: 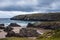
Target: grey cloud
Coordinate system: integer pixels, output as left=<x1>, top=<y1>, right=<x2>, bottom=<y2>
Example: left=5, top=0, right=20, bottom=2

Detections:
left=0, top=0, right=59, bottom=12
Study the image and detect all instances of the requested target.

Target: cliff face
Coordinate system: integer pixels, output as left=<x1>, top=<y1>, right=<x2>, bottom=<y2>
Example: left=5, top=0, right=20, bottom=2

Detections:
left=11, top=13, right=60, bottom=21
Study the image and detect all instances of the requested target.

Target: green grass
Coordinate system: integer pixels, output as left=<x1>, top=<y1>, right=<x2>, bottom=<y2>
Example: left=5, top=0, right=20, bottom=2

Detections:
left=0, top=37, right=35, bottom=40
left=37, top=37, right=60, bottom=40
left=0, top=37, right=60, bottom=40
left=37, top=29, right=60, bottom=40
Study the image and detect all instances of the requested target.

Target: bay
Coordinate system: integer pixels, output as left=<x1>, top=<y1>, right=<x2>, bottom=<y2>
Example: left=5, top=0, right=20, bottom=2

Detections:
left=0, top=18, right=36, bottom=27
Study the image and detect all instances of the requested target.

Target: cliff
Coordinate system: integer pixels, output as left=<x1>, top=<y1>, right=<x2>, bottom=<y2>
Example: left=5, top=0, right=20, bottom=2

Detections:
left=11, top=12, right=60, bottom=21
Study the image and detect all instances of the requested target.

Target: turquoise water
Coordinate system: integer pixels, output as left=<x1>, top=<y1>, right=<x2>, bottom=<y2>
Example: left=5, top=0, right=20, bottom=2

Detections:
left=0, top=18, right=36, bottom=27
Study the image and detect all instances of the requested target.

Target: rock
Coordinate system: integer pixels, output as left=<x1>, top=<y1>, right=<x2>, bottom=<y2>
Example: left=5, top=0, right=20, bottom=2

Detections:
left=0, top=24, right=5, bottom=29
left=19, top=28, right=40, bottom=37
left=38, top=22, right=60, bottom=30
left=14, top=33, right=21, bottom=37
left=8, top=23, right=21, bottom=27
left=4, top=27, right=13, bottom=32
left=6, top=31, right=16, bottom=37
left=27, top=22, right=60, bottom=30
left=6, top=28, right=40, bottom=37
left=27, top=23, right=40, bottom=28
left=27, top=23, right=34, bottom=28
left=6, top=31, right=20, bottom=37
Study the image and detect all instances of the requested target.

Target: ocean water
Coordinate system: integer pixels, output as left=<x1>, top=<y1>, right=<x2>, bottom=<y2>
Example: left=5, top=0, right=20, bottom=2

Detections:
left=0, top=18, right=36, bottom=27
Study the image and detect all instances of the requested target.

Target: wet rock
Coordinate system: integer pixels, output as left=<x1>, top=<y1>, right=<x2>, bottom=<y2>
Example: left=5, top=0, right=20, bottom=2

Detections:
left=0, top=24, right=5, bottom=29
left=4, top=27, right=13, bottom=32
left=19, top=28, right=40, bottom=37
left=27, top=23, right=39, bottom=28
left=6, top=31, right=21, bottom=37
left=6, top=31, right=16, bottom=37
left=27, top=23, right=34, bottom=28
left=8, top=23, right=21, bottom=27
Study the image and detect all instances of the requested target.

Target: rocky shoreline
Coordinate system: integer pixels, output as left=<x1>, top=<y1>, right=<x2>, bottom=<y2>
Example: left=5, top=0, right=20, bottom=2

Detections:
left=0, top=22, right=60, bottom=38
left=0, top=23, right=45, bottom=38
left=11, top=13, right=60, bottom=21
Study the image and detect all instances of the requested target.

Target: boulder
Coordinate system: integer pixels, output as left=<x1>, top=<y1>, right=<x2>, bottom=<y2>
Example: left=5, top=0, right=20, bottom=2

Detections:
left=27, top=23, right=34, bottom=28
left=8, top=23, right=21, bottom=27
left=0, top=24, right=5, bottom=29
left=5, top=28, right=40, bottom=37
left=27, top=22, right=41, bottom=28
left=19, top=28, right=40, bottom=37
left=6, top=31, right=21, bottom=37
left=6, top=31, right=16, bottom=37
left=4, top=27, right=13, bottom=32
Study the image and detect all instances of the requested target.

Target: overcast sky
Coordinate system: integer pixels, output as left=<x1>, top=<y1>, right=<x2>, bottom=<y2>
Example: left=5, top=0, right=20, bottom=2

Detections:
left=0, top=0, right=60, bottom=18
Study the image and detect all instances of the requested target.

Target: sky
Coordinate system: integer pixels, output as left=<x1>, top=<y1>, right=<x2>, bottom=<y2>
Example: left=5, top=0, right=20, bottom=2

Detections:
left=0, top=0, right=60, bottom=18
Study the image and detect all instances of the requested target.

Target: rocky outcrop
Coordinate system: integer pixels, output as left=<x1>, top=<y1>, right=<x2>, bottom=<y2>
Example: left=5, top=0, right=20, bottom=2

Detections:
left=11, top=13, right=60, bottom=21
left=27, top=23, right=34, bottom=27
left=4, top=27, right=13, bottom=32
left=6, top=31, right=21, bottom=37
left=19, top=28, right=40, bottom=37
left=27, top=22, right=60, bottom=30
left=27, top=22, right=41, bottom=28
left=6, top=28, right=40, bottom=37
left=39, top=22, right=60, bottom=30
left=0, top=24, right=5, bottom=29
left=8, top=23, right=21, bottom=27
left=6, top=31, right=16, bottom=37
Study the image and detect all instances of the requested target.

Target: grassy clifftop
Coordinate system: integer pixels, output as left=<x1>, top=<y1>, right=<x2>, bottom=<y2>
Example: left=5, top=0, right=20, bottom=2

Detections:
left=11, top=12, right=60, bottom=21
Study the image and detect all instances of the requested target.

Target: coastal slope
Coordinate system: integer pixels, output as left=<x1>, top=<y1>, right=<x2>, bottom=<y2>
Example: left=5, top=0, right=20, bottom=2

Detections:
left=11, top=13, right=60, bottom=21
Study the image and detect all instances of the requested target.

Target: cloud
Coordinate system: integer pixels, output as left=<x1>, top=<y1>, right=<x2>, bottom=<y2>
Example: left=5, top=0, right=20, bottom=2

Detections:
left=0, top=11, right=28, bottom=18
left=0, top=0, right=59, bottom=12
left=0, top=0, right=38, bottom=12
left=50, top=0, right=60, bottom=10
left=0, top=0, right=60, bottom=18
left=34, top=0, right=60, bottom=12
left=0, top=11, right=45, bottom=18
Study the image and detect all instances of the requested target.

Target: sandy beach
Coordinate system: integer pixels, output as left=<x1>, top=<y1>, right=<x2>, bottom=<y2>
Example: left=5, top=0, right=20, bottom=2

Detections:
left=0, top=27, right=22, bottom=38
left=0, top=27, right=51, bottom=38
left=12, top=27, right=22, bottom=33
left=0, top=29, right=7, bottom=38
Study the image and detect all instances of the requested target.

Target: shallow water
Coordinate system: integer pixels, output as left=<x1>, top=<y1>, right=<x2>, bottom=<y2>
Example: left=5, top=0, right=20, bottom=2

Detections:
left=0, top=18, right=37, bottom=27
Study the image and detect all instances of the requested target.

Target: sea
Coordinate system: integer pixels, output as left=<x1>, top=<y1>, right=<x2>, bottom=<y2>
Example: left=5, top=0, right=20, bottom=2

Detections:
left=0, top=18, right=36, bottom=27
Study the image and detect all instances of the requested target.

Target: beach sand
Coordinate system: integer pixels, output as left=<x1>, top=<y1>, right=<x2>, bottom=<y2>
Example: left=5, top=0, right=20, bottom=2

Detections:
left=12, top=27, right=22, bottom=33
left=0, top=27, right=23, bottom=38
left=0, top=29, right=7, bottom=38
left=0, top=27, right=51, bottom=38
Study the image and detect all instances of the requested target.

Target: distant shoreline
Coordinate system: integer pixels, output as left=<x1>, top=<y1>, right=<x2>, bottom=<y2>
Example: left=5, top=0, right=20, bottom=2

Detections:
left=10, top=13, right=60, bottom=21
